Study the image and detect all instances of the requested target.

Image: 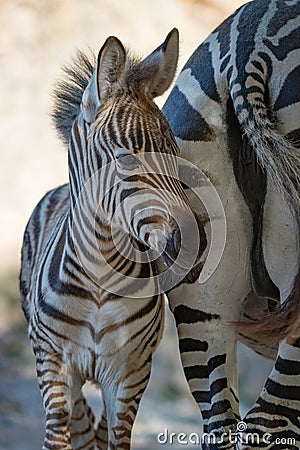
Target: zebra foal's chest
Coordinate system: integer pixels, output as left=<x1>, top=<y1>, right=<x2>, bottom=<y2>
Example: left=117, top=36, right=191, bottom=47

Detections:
left=36, top=289, right=145, bottom=380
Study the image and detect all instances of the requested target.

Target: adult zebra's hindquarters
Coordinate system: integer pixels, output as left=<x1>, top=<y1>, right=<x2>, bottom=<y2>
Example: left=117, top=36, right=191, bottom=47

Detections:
left=163, top=1, right=300, bottom=448
left=19, top=30, right=207, bottom=450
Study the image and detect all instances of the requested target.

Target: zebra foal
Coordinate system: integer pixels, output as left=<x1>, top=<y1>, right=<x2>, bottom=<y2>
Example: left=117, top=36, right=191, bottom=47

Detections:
left=19, top=30, right=206, bottom=450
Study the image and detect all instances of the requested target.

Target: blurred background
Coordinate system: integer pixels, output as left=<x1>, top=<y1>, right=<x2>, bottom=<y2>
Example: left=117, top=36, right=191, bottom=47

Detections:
left=0, top=0, right=274, bottom=449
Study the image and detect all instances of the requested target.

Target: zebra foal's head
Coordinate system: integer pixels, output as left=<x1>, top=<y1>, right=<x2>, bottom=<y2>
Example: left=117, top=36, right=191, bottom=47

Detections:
left=54, top=30, right=207, bottom=290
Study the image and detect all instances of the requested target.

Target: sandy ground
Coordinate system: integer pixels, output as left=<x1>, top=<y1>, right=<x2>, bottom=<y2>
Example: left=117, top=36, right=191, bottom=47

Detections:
left=0, top=1, right=274, bottom=449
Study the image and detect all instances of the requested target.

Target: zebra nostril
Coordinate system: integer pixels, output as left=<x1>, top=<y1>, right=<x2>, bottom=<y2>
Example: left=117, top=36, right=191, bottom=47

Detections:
left=164, top=229, right=181, bottom=263
left=173, top=228, right=181, bottom=254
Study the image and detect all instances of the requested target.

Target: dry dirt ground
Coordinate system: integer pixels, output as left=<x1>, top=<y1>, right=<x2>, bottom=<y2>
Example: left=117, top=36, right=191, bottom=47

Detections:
left=0, top=1, right=274, bottom=449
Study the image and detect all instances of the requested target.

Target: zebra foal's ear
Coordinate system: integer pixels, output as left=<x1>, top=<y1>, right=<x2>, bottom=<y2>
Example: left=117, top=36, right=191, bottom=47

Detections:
left=141, top=28, right=179, bottom=98
left=81, top=37, right=126, bottom=122
left=96, top=37, right=126, bottom=102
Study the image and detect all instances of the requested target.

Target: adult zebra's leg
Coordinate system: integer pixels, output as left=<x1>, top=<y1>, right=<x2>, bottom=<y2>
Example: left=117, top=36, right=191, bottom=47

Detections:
left=168, top=223, right=251, bottom=450
left=241, top=282, right=300, bottom=448
left=242, top=339, right=300, bottom=450
left=70, top=391, right=96, bottom=450
left=242, top=187, right=300, bottom=449
left=35, top=350, right=77, bottom=450
left=168, top=288, right=240, bottom=450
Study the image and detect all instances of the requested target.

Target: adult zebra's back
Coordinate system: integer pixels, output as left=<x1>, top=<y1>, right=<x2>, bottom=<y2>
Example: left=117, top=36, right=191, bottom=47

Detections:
left=163, top=0, right=300, bottom=448
left=19, top=31, right=207, bottom=450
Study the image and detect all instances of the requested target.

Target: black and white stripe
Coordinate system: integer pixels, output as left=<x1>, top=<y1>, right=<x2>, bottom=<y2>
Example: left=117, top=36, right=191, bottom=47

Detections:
left=20, top=30, right=207, bottom=450
left=163, top=1, right=300, bottom=448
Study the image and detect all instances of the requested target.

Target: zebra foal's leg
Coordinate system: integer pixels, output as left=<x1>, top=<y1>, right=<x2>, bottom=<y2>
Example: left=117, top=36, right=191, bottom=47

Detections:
left=35, top=350, right=77, bottom=450
left=102, top=361, right=153, bottom=450
left=70, top=391, right=96, bottom=450
left=97, top=311, right=164, bottom=450
left=95, top=402, right=108, bottom=450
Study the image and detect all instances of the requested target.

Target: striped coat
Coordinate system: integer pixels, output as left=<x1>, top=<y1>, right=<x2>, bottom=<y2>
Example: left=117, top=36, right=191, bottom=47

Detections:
left=163, top=1, right=300, bottom=448
left=20, top=30, right=207, bottom=450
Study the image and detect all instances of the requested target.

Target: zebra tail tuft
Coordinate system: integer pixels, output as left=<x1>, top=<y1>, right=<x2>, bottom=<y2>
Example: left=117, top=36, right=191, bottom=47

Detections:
left=51, top=50, right=96, bottom=147
left=232, top=90, right=300, bottom=219
left=238, top=269, right=300, bottom=345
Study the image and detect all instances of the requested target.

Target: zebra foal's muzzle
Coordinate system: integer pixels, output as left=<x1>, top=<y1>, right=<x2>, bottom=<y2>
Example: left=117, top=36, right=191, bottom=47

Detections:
left=153, top=205, right=207, bottom=278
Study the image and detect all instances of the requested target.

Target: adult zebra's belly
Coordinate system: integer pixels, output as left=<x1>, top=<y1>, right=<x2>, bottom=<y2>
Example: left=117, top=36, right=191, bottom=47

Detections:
left=262, top=180, right=299, bottom=301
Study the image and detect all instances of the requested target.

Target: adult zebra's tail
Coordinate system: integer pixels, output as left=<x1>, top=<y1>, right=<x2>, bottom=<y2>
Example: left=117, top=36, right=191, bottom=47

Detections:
left=231, top=79, right=300, bottom=344
left=232, top=86, right=300, bottom=218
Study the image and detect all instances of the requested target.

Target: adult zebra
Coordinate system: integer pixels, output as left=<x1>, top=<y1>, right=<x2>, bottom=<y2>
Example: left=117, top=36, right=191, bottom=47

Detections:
left=163, top=0, right=300, bottom=448
left=19, top=30, right=207, bottom=450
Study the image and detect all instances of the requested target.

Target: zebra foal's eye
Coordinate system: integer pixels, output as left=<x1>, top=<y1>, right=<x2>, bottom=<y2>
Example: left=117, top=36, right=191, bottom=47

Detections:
left=115, top=149, right=140, bottom=170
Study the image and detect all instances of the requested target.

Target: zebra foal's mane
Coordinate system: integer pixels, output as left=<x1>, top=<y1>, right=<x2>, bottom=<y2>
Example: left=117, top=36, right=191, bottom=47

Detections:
left=51, top=44, right=167, bottom=147
left=52, top=50, right=96, bottom=146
